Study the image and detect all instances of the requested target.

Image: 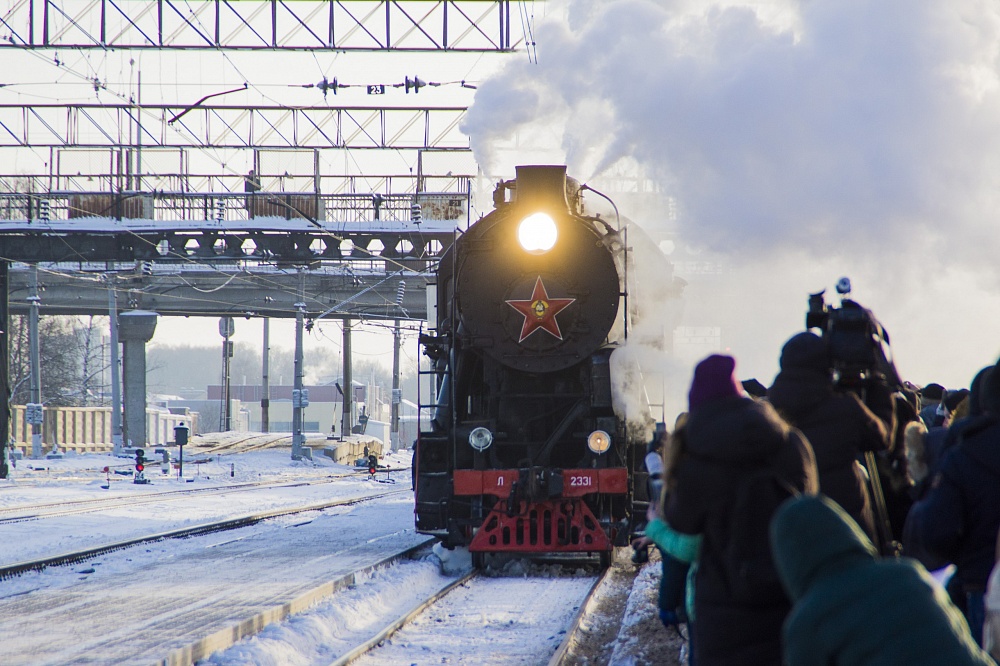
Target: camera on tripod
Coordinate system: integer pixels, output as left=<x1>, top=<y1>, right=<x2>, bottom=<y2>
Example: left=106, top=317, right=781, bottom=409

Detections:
left=806, top=278, right=901, bottom=389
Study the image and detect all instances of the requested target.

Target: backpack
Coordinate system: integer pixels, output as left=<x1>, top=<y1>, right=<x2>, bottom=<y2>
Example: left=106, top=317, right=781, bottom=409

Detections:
left=722, top=467, right=797, bottom=606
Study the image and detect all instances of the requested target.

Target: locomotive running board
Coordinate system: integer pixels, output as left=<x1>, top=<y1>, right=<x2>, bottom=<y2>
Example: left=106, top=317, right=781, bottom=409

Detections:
left=468, top=499, right=612, bottom=553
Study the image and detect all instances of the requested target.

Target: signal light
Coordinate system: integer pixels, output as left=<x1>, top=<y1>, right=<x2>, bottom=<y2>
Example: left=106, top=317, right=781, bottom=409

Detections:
left=135, top=448, right=146, bottom=473
left=367, top=454, right=378, bottom=476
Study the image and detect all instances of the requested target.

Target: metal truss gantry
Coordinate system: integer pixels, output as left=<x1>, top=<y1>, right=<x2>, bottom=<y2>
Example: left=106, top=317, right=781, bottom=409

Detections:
left=0, top=194, right=457, bottom=266
left=0, top=0, right=519, bottom=51
left=0, top=103, right=471, bottom=150
left=7, top=264, right=432, bottom=320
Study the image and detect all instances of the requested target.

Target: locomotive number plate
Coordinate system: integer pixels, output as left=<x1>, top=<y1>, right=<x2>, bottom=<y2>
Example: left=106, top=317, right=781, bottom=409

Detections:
left=563, top=470, right=599, bottom=497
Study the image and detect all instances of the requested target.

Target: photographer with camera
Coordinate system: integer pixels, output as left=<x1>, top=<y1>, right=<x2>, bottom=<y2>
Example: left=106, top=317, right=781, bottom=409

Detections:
left=794, top=281, right=908, bottom=554
left=768, top=330, right=894, bottom=548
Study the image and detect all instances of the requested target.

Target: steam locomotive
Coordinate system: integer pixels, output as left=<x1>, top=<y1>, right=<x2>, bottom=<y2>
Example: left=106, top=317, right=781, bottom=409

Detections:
left=414, top=165, right=649, bottom=567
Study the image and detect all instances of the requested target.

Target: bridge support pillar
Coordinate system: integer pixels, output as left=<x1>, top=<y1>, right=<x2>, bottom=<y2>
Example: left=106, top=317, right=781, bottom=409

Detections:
left=119, top=311, right=158, bottom=450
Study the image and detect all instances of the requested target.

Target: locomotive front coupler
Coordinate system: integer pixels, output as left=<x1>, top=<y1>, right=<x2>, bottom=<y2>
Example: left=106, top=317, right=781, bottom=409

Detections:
left=504, top=466, right=566, bottom=517
left=526, top=466, right=565, bottom=501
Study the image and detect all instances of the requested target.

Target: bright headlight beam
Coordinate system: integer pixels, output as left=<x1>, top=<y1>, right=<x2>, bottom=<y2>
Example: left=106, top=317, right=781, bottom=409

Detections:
left=517, top=213, right=558, bottom=254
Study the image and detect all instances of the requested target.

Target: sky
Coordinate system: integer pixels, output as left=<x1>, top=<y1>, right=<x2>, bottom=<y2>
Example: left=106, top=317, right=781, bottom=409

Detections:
left=8, top=0, right=1000, bottom=417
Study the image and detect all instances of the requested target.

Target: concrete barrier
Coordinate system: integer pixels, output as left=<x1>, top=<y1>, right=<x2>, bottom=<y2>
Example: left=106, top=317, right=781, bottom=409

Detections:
left=10, top=405, right=200, bottom=455
left=314, top=437, right=384, bottom=465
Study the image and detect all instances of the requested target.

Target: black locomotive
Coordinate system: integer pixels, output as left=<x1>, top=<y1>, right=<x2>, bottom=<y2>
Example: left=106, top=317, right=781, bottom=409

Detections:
left=414, top=165, right=646, bottom=567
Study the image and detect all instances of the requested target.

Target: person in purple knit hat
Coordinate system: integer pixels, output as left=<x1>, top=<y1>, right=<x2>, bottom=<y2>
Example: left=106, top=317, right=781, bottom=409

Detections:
left=665, top=354, right=819, bottom=666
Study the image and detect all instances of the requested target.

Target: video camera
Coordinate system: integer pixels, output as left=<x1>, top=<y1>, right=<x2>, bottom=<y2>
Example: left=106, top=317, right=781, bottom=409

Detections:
left=806, top=278, right=902, bottom=390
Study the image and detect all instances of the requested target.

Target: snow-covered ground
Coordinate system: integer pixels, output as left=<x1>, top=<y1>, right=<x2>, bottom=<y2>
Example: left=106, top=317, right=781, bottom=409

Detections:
left=0, top=436, right=676, bottom=665
left=0, top=438, right=416, bottom=566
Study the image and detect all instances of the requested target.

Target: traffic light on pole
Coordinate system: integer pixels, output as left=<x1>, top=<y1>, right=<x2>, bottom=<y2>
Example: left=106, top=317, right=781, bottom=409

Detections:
left=135, top=449, right=145, bottom=474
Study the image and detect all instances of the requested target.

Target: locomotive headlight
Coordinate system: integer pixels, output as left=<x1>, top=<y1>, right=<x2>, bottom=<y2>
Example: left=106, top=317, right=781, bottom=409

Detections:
left=469, top=427, right=494, bottom=452
left=517, top=213, right=558, bottom=254
left=587, top=430, right=611, bottom=454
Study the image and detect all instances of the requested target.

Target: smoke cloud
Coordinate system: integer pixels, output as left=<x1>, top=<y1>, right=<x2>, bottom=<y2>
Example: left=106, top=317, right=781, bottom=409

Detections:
left=463, top=0, right=1000, bottom=399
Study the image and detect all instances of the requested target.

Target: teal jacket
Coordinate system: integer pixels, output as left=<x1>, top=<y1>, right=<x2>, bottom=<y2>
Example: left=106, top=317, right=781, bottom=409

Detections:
left=770, top=495, right=994, bottom=666
left=646, top=517, right=700, bottom=622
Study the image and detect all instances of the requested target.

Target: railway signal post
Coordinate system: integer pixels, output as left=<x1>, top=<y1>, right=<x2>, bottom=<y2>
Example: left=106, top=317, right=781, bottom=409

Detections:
left=174, top=423, right=188, bottom=479
left=133, top=449, right=149, bottom=485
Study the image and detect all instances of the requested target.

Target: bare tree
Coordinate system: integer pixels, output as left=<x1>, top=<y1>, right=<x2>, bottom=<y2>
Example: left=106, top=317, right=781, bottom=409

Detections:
left=9, top=315, right=106, bottom=407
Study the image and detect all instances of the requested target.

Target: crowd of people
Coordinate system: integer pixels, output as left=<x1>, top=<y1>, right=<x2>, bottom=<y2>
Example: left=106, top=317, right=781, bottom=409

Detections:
left=634, top=330, right=1000, bottom=665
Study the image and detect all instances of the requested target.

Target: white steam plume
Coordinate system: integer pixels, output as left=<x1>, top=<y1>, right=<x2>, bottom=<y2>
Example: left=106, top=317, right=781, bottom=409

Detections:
left=463, top=0, right=1000, bottom=395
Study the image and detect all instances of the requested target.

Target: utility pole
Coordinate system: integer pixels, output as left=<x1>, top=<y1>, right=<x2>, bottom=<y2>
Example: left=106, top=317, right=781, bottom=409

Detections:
left=292, top=270, right=306, bottom=459
left=218, top=316, right=235, bottom=431
left=0, top=261, right=9, bottom=479
left=261, top=318, right=270, bottom=433
left=391, top=319, right=401, bottom=451
left=28, top=265, right=42, bottom=459
left=342, top=318, right=353, bottom=438
left=108, top=278, right=123, bottom=456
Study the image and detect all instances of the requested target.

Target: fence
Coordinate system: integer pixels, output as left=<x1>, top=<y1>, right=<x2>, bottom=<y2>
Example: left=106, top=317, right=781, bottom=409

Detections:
left=10, top=405, right=198, bottom=454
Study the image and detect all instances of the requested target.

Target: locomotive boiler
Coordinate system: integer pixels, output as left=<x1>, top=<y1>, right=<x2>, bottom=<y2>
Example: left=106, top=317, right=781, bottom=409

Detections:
left=414, top=165, right=645, bottom=567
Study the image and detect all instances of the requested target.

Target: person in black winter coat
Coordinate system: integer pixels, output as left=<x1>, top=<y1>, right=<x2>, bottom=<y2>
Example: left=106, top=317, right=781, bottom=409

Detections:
left=922, top=367, right=993, bottom=486
left=771, top=494, right=994, bottom=666
left=911, top=359, right=1000, bottom=645
left=768, top=332, right=893, bottom=547
left=665, top=354, right=819, bottom=666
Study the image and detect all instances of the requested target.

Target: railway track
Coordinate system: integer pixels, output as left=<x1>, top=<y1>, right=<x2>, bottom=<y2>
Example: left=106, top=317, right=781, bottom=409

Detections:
left=189, top=433, right=291, bottom=455
left=195, top=553, right=614, bottom=666
left=0, top=473, right=373, bottom=524
left=2, top=474, right=631, bottom=666
left=0, top=486, right=411, bottom=580
left=0, top=490, right=433, bottom=666
left=328, top=566, right=609, bottom=666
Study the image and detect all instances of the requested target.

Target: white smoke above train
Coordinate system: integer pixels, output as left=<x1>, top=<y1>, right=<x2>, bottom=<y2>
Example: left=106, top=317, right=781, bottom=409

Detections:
left=464, top=0, right=1000, bottom=394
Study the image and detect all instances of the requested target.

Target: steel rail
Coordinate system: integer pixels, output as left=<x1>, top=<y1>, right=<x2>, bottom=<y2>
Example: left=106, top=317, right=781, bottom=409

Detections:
left=328, top=569, right=479, bottom=666
left=161, top=536, right=439, bottom=666
left=0, top=472, right=378, bottom=523
left=547, top=566, right=616, bottom=665
left=0, top=486, right=410, bottom=580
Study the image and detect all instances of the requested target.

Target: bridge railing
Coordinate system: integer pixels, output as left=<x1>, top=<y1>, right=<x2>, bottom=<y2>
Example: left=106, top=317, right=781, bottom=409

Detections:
left=0, top=189, right=468, bottom=225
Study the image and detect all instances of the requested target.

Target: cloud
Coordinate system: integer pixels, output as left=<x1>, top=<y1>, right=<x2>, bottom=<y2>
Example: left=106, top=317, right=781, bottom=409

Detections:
left=463, top=0, right=1000, bottom=390
left=466, top=0, right=1000, bottom=253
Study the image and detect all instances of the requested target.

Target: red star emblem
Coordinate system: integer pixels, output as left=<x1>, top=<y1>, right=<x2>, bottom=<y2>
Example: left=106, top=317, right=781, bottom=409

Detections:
left=505, top=277, right=576, bottom=343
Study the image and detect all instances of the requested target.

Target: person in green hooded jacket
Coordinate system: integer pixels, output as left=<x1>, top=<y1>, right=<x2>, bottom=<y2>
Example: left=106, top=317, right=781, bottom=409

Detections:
left=770, top=494, right=993, bottom=666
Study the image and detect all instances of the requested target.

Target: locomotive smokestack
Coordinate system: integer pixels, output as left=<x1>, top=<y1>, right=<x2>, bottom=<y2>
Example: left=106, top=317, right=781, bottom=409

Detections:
left=514, top=165, right=570, bottom=214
